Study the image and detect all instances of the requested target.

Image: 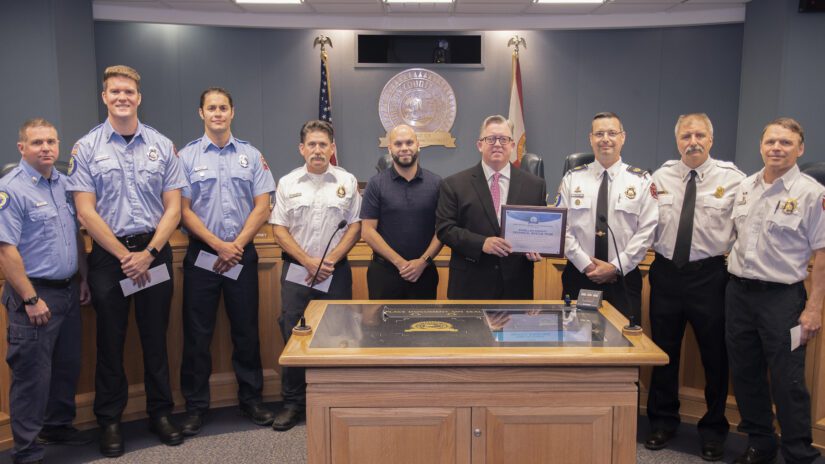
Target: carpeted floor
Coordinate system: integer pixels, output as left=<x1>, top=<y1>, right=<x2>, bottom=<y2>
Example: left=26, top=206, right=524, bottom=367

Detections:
left=3, top=403, right=824, bottom=463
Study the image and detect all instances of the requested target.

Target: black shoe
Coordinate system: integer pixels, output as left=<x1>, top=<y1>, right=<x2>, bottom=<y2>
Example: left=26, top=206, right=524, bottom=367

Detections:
left=240, top=402, right=276, bottom=426
left=179, top=412, right=204, bottom=437
left=99, top=423, right=124, bottom=458
left=37, top=425, right=94, bottom=446
left=644, top=429, right=675, bottom=450
left=149, top=415, right=184, bottom=446
left=700, top=440, right=724, bottom=461
left=732, top=447, right=777, bottom=464
left=271, top=408, right=304, bottom=431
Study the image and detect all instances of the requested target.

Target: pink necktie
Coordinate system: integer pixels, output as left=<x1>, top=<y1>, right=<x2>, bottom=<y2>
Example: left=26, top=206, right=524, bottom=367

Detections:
left=491, top=172, right=501, bottom=222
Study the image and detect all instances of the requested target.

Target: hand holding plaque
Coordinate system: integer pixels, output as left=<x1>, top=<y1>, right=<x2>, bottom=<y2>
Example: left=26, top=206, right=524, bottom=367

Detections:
left=500, top=206, right=567, bottom=258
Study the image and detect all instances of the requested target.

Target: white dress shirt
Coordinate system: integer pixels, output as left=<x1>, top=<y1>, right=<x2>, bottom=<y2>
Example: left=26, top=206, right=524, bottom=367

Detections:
left=270, top=164, right=361, bottom=258
left=728, top=165, right=825, bottom=284
left=651, top=157, right=745, bottom=261
left=557, top=159, right=658, bottom=274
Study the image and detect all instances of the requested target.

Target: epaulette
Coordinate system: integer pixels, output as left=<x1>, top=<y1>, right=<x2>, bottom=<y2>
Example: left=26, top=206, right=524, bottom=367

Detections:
left=571, top=164, right=588, bottom=172
left=660, top=160, right=679, bottom=168
left=183, top=139, right=200, bottom=148
left=234, top=138, right=249, bottom=145
left=626, top=165, right=648, bottom=177
left=714, top=159, right=745, bottom=176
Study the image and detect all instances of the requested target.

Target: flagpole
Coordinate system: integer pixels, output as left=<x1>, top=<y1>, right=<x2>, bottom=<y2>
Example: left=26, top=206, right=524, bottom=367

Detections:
left=507, top=35, right=527, bottom=167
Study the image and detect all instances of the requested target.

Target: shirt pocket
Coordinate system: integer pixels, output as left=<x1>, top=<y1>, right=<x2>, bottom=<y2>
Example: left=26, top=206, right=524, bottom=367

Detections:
left=138, top=160, right=164, bottom=193
left=190, top=169, right=218, bottom=201
left=767, top=211, right=804, bottom=253
left=230, top=167, right=254, bottom=198
left=28, top=207, right=59, bottom=240
left=702, top=196, right=733, bottom=229
left=91, top=157, right=123, bottom=192
left=286, top=194, right=312, bottom=221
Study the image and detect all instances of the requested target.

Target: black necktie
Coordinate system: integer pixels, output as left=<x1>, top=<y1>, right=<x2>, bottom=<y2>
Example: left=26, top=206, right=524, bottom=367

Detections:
left=672, top=170, right=697, bottom=268
left=595, top=171, right=609, bottom=261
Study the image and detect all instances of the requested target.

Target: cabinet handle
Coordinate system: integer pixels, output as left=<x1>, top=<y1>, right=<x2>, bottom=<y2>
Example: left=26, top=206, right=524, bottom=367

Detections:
left=473, top=428, right=482, bottom=437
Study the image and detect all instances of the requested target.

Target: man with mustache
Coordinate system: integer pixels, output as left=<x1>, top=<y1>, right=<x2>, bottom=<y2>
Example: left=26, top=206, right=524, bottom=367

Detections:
left=269, top=120, right=361, bottom=431
left=361, top=124, right=442, bottom=299
left=436, top=115, right=546, bottom=300
left=0, top=119, right=92, bottom=464
left=67, top=65, right=187, bottom=456
left=725, top=118, right=824, bottom=464
left=176, top=88, right=277, bottom=436
left=645, top=113, right=745, bottom=461
left=556, top=112, right=657, bottom=323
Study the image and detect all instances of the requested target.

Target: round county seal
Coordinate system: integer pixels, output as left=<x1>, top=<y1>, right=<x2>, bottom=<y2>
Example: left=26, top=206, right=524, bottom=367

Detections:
left=379, top=68, right=457, bottom=134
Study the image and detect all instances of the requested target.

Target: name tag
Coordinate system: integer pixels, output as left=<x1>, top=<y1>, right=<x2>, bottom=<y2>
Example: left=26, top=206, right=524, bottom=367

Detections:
left=34, top=201, right=48, bottom=207
left=193, top=165, right=208, bottom=172
left=289, top=192, right=302, bottom=199
left=95, top=155, right=110, bottom=162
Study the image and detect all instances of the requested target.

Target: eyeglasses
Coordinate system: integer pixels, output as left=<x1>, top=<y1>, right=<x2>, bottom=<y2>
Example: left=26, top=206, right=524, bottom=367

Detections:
left=479, top=136, right=514, bottom=145
left=591, top=130, right=624, bottom=139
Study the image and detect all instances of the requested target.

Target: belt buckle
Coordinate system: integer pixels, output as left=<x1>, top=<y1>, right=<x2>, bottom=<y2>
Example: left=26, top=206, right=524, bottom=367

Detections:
left=124, top=234, right=139, bottom=250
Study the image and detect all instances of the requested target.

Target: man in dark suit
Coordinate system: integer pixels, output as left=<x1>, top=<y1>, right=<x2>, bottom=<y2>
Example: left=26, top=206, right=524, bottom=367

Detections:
left=436, top=114, right=547, bottom=299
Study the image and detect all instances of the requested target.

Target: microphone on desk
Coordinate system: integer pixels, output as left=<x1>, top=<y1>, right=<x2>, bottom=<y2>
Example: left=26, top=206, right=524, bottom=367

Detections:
left=293, top=219, right=348, bottom=336
left=598, top=214, right=642, bottom=335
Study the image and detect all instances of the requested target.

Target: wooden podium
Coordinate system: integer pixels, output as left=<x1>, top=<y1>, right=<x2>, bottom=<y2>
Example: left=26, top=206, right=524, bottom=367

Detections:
left=280, top=300, right=668, bottom=464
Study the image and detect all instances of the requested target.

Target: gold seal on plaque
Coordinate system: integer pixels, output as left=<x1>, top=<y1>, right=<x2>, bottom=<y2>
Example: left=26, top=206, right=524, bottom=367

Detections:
left=378, top=68, right=457, bottom=148
left=404, top=321, right=458, bottom=333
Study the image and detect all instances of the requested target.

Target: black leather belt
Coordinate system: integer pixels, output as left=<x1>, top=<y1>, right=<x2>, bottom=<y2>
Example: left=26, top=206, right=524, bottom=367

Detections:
left=730, top=275, right=797, bottom=290
left=117, top=231, right=154, bottom=250
left=30, top=277, right=73, bottom=289
left=655, top=253, right=725, bottom=272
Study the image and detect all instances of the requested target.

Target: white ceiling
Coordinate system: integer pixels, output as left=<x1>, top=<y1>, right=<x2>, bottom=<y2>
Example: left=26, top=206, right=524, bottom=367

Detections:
left=93, top=0, right=750, bottom=30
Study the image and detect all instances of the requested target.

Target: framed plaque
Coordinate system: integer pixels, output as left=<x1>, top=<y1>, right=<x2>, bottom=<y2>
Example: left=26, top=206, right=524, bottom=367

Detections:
left=500, top=205, right=567, bottom=258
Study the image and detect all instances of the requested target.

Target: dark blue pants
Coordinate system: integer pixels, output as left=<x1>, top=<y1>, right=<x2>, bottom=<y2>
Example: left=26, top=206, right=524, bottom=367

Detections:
left=366, top=258, right=438, bottom=300
left=180, top=240, right=264, bottom=413
left=279, top=259, right=352, bottom=410
left=3, top=280, right=81, bottom=463
left=88, top=243, right=174, bottom=424
left=647, top=254, right=729, bottom=442
left=726, top=277, right=820, bottom=464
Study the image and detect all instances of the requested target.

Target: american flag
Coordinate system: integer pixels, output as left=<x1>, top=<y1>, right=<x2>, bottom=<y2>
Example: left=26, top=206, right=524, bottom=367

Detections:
left=318, top=53, right=337, bottom=165
left=508, top=53, right=526, bottom=167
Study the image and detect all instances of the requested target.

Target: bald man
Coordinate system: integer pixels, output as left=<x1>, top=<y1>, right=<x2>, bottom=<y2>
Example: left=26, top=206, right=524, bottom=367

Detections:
left=361, top=125, right=443, bottom=299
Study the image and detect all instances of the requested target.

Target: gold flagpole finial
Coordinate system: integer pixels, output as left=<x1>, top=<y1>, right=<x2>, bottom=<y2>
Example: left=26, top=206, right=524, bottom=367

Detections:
left=507, top=35, right=526, bottom=57
left=314, top=35, right=333, bottom=60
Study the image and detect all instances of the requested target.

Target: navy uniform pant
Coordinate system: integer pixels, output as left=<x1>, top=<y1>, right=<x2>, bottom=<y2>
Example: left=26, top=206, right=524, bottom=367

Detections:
left=561, top=262, right=642, bottom=324
left=646, top=254, right=729, bottom=442
left=3, top=280, right=81, bottom=463
left=366, top=257, right=438, bottom=300
left=726, top=277, right=821, bottom=464
left=180, top=240, right=264, bottom=413
left=88, top=243, right=174, bottom=425
left=279, top=259, right=352, bottom=411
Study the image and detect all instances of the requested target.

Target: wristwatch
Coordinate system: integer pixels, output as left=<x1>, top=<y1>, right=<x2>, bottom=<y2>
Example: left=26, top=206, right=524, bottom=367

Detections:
left=23, top=295, right=39, bottom=306
left=145, top=246, right=159, bottom=258
left=424, top=256, right=434, bottom=265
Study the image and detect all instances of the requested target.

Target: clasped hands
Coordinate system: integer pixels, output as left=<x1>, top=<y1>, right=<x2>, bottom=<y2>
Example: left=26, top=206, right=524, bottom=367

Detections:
left=583, top=257, right=618, bottom=284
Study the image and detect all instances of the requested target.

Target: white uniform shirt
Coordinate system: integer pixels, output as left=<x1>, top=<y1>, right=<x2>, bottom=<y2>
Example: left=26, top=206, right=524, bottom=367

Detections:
left=728, top=165, right=825, bottom=284
left=480, top=161, right=511, bottom=224
left=557, top=160, right=658, bottom=274
left=270, top=164, right=361, bottom=258
left=651, top=157, right=745, bottom=261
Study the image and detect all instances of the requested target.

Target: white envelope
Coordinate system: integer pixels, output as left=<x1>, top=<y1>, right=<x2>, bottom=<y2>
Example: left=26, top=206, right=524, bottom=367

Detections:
left=119, top=264, right=171, bottom=297
left=194, top=250, right=243, bottom=280
left=790, top=324, right=802, bottom=351
left=285, top=262, right=332, bottom=293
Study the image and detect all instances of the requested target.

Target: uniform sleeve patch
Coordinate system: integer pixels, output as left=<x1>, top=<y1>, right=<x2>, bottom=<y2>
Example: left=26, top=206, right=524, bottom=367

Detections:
left=67, top=156, right=77, bottom=176
left=261, top=154, right=270, bottom=171
left=552, top=192, right=561, bottom=206
left=71, top=143, right=79, bottom=156
left=650, top=183, right=658, bottom=199
left=0, top=191, right=10, bottom=210
left=821, top=195, right=825, bottom=211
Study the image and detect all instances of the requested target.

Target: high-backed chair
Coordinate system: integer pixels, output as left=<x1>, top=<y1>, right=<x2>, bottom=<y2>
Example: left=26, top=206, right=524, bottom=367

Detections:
left=519, top=152, right=545, bottom=179
left=563, top=152, right=594, bottom=174
left=375, top=154, right=392, bottom=173
left=800, top=162, right=825, bottom=187
left=0, top=162, right=18, bottom=178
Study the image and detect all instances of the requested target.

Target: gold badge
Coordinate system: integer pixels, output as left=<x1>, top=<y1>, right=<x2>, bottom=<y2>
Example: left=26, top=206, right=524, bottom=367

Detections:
left=337, top=185, right=346, bottom=198
left=405, top=321, right=458, bottom=333
left=782, top=198, right=798, bottom=214
left=596, top=230, right=606, bottom=237
left=574, top=199, right=581, bottom=206
left=625, top=186, right=636, bottom=199
left=714, top=186, right=725, bottom=198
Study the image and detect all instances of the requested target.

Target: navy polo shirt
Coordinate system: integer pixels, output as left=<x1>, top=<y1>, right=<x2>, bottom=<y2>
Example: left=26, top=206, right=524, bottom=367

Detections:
left=360, top=165, right=441, bottom=260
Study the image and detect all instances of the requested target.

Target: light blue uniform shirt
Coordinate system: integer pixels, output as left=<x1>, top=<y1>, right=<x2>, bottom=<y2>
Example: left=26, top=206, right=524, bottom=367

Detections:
left=179, top=135, right=276, bottom=241
left=65, top=119, right=187, bottom=236
left=0, top=160, right=78, bottom=279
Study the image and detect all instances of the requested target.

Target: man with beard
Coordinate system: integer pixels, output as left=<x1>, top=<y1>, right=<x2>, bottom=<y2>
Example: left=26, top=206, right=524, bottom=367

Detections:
left=361, top=124, right=442, bottom=299
left=555, top=112, right=657, bottom=323
left=436, top=114, right=546, bottom=300
left=269, top=120, right=361, bottom=431
left=645, top=113, right=744, bottom=461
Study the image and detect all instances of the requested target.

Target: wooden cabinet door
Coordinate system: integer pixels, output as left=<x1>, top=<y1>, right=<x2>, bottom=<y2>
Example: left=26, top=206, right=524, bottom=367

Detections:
left=330, top=407, right=470, bottom=464
left=480, top=406, right=613, bottom=464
